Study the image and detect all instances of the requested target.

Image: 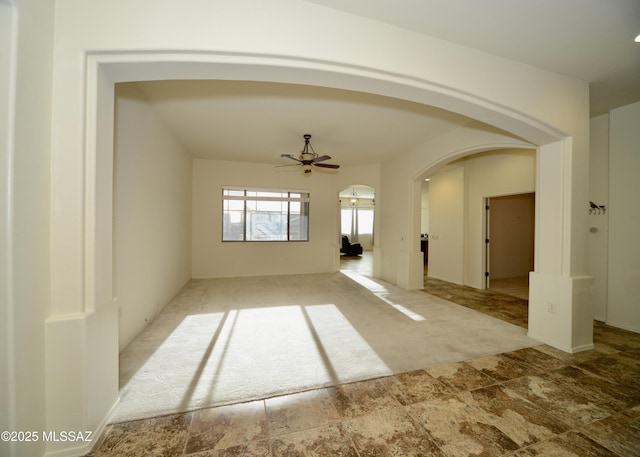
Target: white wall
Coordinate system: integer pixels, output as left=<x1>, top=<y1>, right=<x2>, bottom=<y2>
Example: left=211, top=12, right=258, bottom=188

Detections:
left=0, top=4, right=15, bottom=452
left=1, top=1, right=54, bottom=456
left=428, top=165, right=465, bottom=284
left=607, top=102, right=640, bottom=333
left=588, top=114, right=610, bottom=321
left=114, top=83, right=192, bottom=351
left=420, top=181, right=430, bottom=234
left=192, top=159, right=341, bottom=278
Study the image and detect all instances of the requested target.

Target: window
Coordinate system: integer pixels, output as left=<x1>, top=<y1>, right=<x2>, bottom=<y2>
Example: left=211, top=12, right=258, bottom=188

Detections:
left=222, top=187, right=310, bottom=241
left=341, top=207, right=374, bottom=236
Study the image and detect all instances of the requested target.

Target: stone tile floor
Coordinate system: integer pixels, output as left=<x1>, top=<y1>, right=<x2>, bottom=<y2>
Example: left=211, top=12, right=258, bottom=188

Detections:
left=423, top=276, right=530, bottom=329
left=488, top=277, right=529, bottom=301
left=85, top=277, right=640, bottom=456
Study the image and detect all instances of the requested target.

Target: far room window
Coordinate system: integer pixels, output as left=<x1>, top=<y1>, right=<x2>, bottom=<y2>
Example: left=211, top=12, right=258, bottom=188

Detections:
left=222, top=187, right=310, bottom=241
left=341, top=207, right=374, bottom=236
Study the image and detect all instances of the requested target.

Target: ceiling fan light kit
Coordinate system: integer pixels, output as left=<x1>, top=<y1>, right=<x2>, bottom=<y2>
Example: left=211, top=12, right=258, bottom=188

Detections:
left=279, top=134, right=340, bottom=174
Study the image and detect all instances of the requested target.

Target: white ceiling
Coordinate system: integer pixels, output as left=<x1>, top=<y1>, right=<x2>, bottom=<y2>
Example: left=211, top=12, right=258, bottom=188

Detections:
left=132, top=0, right=639, bottom=169
left=307, top=0, right=640, bottom=116
left=135, top=80, right=497, bottom=168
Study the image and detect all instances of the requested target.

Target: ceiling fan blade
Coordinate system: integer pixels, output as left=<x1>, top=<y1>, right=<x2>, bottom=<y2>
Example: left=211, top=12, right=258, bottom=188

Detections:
left=275, top=163, right=301, bottom=168
left=313, top=155, right=332, bottom=163
left=280, top=153, right=302, bottom=162
left=313, top=163, right=340, bottom=169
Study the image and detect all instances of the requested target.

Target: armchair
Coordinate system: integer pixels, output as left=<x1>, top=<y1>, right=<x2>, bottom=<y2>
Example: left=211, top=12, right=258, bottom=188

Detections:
left=340, top=235, right=363, bottom=256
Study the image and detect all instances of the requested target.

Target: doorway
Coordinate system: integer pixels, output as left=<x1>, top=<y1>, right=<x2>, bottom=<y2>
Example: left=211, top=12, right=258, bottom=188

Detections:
left=339, top=185, right=375, bottom=250
left=485, top=192, right=535, bottom=299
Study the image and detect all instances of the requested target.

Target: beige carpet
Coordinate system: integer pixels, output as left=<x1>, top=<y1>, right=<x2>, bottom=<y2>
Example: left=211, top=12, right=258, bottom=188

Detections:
left=113, top=271, right=540, bottom=423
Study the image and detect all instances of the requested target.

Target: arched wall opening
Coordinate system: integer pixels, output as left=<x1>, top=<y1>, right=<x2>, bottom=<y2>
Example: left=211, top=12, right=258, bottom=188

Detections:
left=413, top=146, right=536, bottom=290
left=407, top=144, right=536, bottom=290
left=339, top=184, right=376, bottom=249
left=87, top=51, right=566, bottom=311
left=45, top=51, right=592, bottom=455
left=412, top=147, right=538, bottom=333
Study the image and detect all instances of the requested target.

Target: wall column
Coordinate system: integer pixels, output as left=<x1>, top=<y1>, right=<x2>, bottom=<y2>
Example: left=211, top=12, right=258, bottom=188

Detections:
left=528, top=139, right=594, bottom=352
left=45, top=62, right=120, bottom=456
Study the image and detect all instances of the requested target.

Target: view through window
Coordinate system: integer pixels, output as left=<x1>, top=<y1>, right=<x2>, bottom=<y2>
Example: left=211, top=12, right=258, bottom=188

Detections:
left=222, top=187, right=310, bottom=241
left=341, top=207, right=374, bottom=238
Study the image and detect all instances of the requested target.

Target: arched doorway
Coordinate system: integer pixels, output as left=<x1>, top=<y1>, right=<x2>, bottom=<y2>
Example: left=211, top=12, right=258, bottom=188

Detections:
left=418, top=148, right=536, bottom=290
left=46, top=50, right=590, bottom=450
left=339, top=185, right=375, bottom=276
left=417, top=148, right=537, bottom=330
left=339, top=185, right=375, bottom=248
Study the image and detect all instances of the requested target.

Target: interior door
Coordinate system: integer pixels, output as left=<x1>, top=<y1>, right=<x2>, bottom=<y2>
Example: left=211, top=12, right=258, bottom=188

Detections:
left=485, top=193, right=535, bottom=288
left=485, top=198, right=491, bottom=289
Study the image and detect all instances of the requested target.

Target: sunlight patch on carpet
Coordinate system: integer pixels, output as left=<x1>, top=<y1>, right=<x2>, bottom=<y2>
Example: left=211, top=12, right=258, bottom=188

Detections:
left=114, top=303, right=391, bottom=422
left=113, top=273, right=540, bottom=423
left=341, top=269, right=426, bottom=321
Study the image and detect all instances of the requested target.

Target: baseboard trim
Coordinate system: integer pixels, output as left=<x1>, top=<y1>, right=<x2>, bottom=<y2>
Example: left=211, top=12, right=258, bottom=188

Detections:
left=605, top=320, right=640, bottom=335
left=570, top=342, right=596, bottom=353
left=43, top=398, right=119, bottom=457
left=526, top=331, right=594, bottom=354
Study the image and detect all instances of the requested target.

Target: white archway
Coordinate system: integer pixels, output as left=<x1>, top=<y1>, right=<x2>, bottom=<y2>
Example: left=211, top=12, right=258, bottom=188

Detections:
left=410, top=143, right=536, bottom=291
left=339, top=184, right=376, bottom=247
left=86, top=51, right=568, bottom=311
left=45, top=51, right=591, bottom=455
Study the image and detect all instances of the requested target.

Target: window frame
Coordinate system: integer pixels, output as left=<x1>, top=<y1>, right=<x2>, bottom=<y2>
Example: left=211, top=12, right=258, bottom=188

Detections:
left=222, top=186, right=310, bottom=242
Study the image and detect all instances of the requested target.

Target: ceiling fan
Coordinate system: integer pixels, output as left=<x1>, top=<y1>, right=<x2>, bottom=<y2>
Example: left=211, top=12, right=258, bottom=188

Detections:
left=279, top=134, right=340, bottom=174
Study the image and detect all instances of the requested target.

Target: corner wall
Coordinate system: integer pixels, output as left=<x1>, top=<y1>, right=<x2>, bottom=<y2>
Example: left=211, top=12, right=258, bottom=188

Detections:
left=588, top=114, right=609, bottom=321
left=1, top=1, right=54, bottom=456
left=607, top=102, right=640, bottom=332
left=114, top=83, right=192, bottom=351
